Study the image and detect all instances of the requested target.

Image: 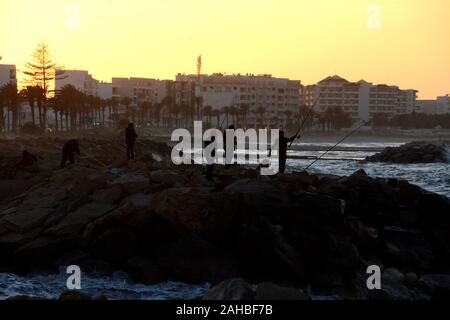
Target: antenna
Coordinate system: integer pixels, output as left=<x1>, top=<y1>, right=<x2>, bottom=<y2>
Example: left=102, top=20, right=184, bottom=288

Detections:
left=197, top=55, right=202, bottom=80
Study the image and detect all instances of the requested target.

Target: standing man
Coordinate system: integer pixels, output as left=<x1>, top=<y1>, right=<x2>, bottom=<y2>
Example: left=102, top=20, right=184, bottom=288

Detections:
left=61, top=139, right=80, bottom=168
left=278, top=130, right=300, bottom=174
left=223, top=125, right=236, bottom=165
left=125, top=122, right=138, bottom=160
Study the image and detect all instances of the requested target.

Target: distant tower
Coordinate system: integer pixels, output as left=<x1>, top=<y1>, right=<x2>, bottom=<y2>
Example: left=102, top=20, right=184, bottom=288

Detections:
left=197, top=55, right=202, bottom=80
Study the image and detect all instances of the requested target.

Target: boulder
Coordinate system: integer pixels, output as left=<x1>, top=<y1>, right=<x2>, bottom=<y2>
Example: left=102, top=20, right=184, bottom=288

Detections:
left=149, top=169, right=183, bottom=186
left=46, top=202, right=115, bottom=235
left=382, top=268, right=405, bottom=283
left=111, top=174, right=149, bottom=194
left=0, top=207, right=53, bottom=233
left=381, top=226, right=434, bottom=271
left=203, top=278, right=254, bottom=300
left=366, top=142, right=448, bottom=163
left=92, top=184, right=124, bottom=204
left=13, top=236, right=78, bottom=267
left=224, top=179, right=294, bottom=219
left=417, top=274, right=450, bottom=294
left=156, top=235, right=237, bottom=284
left=126, top=256, right=168, bottom=284
left=59, top=291, right=91, bottom=300
left=234, top=217, right=306, bottom=283
left=369, top=280, right=411, bottom=300
left=151, top=188, right=238, bottom=241
left=91, top=228, right=138, bottom=263
left=255, top=282, right=309, bottom=300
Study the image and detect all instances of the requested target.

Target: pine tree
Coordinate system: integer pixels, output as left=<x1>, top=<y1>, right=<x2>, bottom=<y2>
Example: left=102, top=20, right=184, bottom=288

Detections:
left=23, top=42, right=66, bottom=128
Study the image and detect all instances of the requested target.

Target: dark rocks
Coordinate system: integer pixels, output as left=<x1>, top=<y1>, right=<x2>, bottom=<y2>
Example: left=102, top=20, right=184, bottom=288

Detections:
left=59, top=290, right=91, bottom=300
left=91, top=228, right=138, bottom=263
left=203, top=278, right=254, bottom=300
left=126, top=256, right=167, bottom=284
left=156, top=235, right=237, bottom=284
left=151, top=188, right=238, bottom=241
left=381, top=226, right=434, bottom=272
left=0, top=136, right=449, bottom=300
left=224, top=180, right=292, bottom=218
left=13, top=236, right=78, bottom=268
left=92, top=184, right=124, bottom=204
left=234, top=217, right=306, bottom=284
left=255, top=282, right=309, bottom=300
left=417, top=274, right=450, bottom=296
left=111, top=174, right=149, bottom=195
left=46, top=202, right=115, bottom=235
left=366, top=142, right=448, bottom=163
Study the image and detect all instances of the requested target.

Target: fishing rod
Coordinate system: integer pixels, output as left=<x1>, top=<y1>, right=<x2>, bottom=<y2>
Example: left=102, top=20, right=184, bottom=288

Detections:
left=303, top=120, right=368, bottom=170
left=289, top=83, right=329, bottom=147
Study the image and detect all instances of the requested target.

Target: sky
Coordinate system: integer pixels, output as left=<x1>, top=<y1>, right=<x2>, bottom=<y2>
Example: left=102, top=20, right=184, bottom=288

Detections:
left=0, top=0, right=449, bottom=99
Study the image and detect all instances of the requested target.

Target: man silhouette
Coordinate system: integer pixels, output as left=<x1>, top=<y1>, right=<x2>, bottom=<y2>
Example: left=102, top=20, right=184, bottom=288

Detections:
left=125, top=122, right=138, bottom=160
left=61, top=139, right=80, bottom=168
left=278, top=130, right=299, bottom=174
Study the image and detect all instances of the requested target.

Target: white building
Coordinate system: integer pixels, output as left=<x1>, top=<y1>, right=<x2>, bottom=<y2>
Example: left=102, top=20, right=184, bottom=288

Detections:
left=0, top=64, right=17, bottom=87
left=417, top=95, right=450, bottom=114
left=175, top=73, right=302, bottom=128
left=55, top=70, right=99, bottom=96
left=111, top=77, right=171, bottom=106
left=304, top=75, right=418, bottom=122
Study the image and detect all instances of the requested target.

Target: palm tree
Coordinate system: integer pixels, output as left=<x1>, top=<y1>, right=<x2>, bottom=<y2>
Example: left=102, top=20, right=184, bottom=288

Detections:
left=255, top=106, right=266, bottom=128
left=0, top=83, right=19, bottom=132
left=239, top=103, right=250, bottom=127
left=229, top=106, right=239, bottom=126
left=195, top=96, right=203, bottom=120
left=121, top=97, right=132, bottom=120
left=223, top=106, right=231, bottom=127
left=46, top=96, right=59, bottom=131
left=202, top=105, right=213, bottom=125
left=0, top=89, right=4, bottom=132
left=59, top=84, right=84, bottom=131
left=212, top=109, right=221, bottom=127
left=20, top=86, right=37, bottom=126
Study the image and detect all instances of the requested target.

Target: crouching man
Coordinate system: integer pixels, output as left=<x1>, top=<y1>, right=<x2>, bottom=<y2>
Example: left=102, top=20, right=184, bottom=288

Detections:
left=61, top=139, right=80, bottom=168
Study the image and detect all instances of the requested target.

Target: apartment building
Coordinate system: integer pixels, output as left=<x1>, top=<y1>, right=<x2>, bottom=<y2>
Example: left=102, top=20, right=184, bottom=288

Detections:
left=0, top=64, right=17, bottom=87
left=303, top=75, right=417, bottom=122
left=417, top=95, right=450, bottom=114
left=55, top=70, right=99, bottom=96
left=175, top=73, right=302, bottom=128
left=111, top=77, right=171, bottom=107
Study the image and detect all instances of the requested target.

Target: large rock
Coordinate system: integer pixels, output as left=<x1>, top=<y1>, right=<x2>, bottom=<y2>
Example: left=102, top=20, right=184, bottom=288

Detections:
left=92, top=184, right=124, bottom=204
left=255, top=282, right=309, bottom=300
left=234, top=217, right=306, bottom=283
left=366, top=142, right=448, bottom=163
left=151, top=188, right=238, bottom=241
left=46, top=202, right=115, bottom=235
left=149, top=169, right=183, bottom=186
left=156, top=235, right=237, bottom=284
left=126, top=256, right=167, bottom=284
left=417, top=274, right=450, bottom=297
left=0, top=208, right=53, bottom=233
left=224, top=180, right=293, bottom=218
left=111, top=174, right=149, bottom=194
left=13, top=236, right=78, bottom=267
left=203, top=278, right=254, bottom=300
left=381, top=226, right=434, bottom=271
left=91, top=228, right=138, bottom=263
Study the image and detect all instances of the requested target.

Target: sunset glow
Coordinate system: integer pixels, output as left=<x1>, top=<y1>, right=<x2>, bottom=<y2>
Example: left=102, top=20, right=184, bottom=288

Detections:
left=1, top=0, right=449, bottom=98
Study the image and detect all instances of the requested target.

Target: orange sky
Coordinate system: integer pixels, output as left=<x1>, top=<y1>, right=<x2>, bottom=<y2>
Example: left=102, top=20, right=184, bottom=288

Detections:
left=1, top=0, right=449, bottom=99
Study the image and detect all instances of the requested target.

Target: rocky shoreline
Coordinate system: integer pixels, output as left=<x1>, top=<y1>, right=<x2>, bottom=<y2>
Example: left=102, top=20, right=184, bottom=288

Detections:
left=1, top=137, right=450, bottom=300
left=366, top=141, right=449, bottom=163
